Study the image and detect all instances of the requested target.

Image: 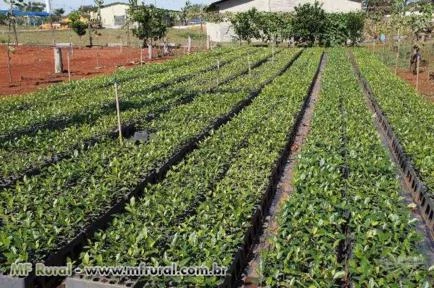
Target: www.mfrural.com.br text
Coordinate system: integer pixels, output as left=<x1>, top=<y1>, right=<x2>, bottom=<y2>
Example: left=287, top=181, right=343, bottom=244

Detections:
left=9, top=262, right=228, bottom=278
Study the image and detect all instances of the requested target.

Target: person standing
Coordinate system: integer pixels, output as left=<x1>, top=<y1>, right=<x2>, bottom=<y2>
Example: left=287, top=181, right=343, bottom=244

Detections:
left=410, top=44, right=422, bottom=75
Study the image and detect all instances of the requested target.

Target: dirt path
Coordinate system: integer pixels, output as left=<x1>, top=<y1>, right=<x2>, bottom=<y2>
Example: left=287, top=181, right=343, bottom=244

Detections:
left=0, top=45, right=183, bottom=96
left=241, top=53, right=327, bottom=288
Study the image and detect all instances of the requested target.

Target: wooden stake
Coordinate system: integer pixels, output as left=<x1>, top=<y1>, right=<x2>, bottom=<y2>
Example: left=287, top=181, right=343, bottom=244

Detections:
left=416, top=57, right=420, bottom=92
left=187, top=36, right=192, bottom=54
left=6, top=4, right=13, bottom=84
left=395, top=28, right=400, bottom=75
left=140, top=47, right=143, bottom=65
left=217, top=59, right=220, bottom=86
left=427, top=47, right=431, bottom=82
left=6, top=45, right=12, bottom=84
left=67, top=50, right=71, bottom=82
left=114, top=82, right=123, bottom=145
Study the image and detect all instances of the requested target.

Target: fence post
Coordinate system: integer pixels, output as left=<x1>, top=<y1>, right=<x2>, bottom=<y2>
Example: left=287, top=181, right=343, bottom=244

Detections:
left=206, top=35, right=210, bottom=50
left=67, top=49, right=71, bottom=81
left=416, top=56, right=420, bottom=92
left=114, top=81, right=123, bottom=145
left=148, top=44, right=152, bottom=60
left=426, top=45, right=431, bottom=81
left=395, top=28, right=400, bottom=75
left=217, top=59, right=220, bottom=86
left=188, top=36, right=192, bottom=54
left=54, top=47, right=63, bottom=73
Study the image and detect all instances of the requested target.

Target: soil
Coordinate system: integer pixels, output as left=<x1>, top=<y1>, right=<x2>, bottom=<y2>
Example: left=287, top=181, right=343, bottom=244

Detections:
left=0, top=45, right=189, bottom=96
left=396, top=68, right=434, bottom=103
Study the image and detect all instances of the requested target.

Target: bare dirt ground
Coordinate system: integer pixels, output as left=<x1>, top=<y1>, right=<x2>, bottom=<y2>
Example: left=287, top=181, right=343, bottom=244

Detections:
left=0, top=45, right=184, bottom=96
left=396, top=68, right=434, bottom=103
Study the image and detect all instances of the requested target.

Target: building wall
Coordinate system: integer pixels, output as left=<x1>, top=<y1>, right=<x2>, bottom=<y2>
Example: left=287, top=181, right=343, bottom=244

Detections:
left=100, top=4, right=129, bottom=29
left=320, top=0, right=361, bottom=13
left=216, top=0, right=292, bottom=12
left=216, top=0, right=361, bottom=13
left=207, top=22, right=235, bottom=42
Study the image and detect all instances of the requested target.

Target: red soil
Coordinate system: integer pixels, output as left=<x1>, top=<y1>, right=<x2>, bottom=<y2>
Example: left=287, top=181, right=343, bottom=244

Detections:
left=0, top=45, right=181, bottom=96
left=396, top=68, right=434, bottom=103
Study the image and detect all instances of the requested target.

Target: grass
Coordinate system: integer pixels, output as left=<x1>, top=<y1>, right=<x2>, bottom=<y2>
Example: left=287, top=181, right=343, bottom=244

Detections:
left=0, top=25, right=208, bottom=47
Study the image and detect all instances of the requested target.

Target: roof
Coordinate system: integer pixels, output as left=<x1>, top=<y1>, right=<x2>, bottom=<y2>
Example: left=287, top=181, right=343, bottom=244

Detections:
left=0, top=9, right=50, bottom=17
left=101, top=2, right=129, bottom=9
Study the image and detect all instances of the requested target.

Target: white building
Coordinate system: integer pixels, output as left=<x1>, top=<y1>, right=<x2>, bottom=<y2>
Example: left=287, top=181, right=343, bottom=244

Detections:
left=207, top=0, right=363, bottom=42
left=208, top=0, right=362, bottom=13
left=99, top=2, right=129, bottom=29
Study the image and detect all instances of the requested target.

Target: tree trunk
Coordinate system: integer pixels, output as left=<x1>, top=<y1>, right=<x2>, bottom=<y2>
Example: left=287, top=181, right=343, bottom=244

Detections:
left=12, top=19, right=18, bottom=46
left=6, top=44, right=12, bottom=84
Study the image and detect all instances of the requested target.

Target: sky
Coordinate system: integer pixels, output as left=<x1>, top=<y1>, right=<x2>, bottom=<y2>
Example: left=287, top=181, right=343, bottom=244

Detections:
left=0, top=0, right=216, bottom=12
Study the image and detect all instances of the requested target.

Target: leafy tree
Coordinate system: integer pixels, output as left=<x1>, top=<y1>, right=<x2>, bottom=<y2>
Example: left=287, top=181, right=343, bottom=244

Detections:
left=180, top=0, right=191, bottom=25
left=69, top=11, right=87, bottom=38
left=3, top=0, right=25, bottom=45
left=0, top=13, right=7, bottom=25
left=54, top=8, right=65, bottom=17
left=24, top=1, right=45, bottom=12
left=183, top=1, right=206, bottom=29
left=94, top=0, right=104, bottom=26
left=346, top=12, right=365, bottom=45
left=129, top=4, right=168, bottom=47
left=407, top=1, right=433, bottom=39
left=230, top=8, right=261, bottom=44
left=54, top=8, right=65, bottom=16
left=323, top=13, right=348, bottom=46
left=256, top=12, right=277, bottom=43
left=292, top=1, right=327, bottom=46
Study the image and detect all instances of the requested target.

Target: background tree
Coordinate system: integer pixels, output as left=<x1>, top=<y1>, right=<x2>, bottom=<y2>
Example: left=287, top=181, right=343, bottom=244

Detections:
left=54, top=8, right=65, bottom=17
left=69, top=11, right=87, bottom=39
left=129, top=4, right=168, bottom=47
left=346, top=12, right=365, bottom=45
left=3, top=0, right=25, bottom=45
left=180, top=0, right=191, bottom=25
left=183, top=1, right=206, bottom=30
left=230, top=8, right=261, bottom=44
left=323, top=13, right=348, bottom=46
left=407, top=1, right=433, bottom=40
left=50, top=8, right=65, bottom=22
left=0, top=13, right=7, bottom=25
left=292, top=1, right=327, bottom=46
left=94, top=0, right=104, bottom=27
left=24, top=1, right=45, bottom=12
